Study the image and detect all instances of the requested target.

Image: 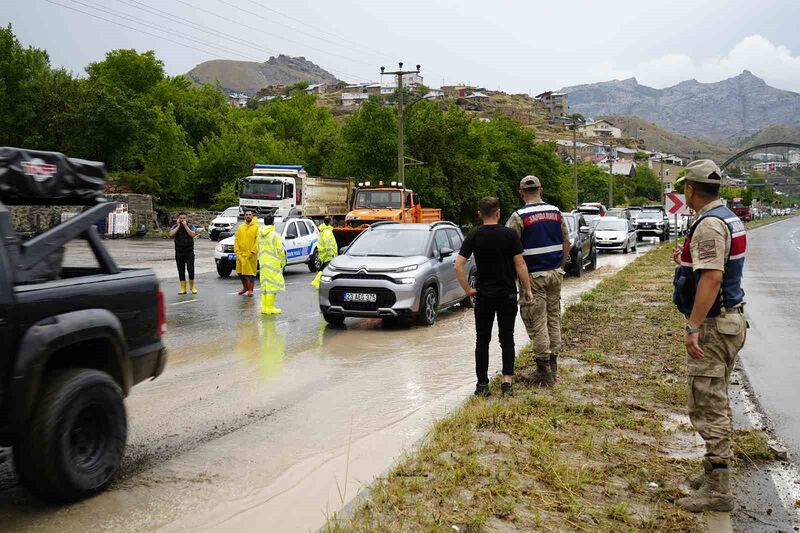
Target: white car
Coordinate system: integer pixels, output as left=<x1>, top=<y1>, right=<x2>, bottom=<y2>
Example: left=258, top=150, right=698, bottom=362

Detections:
left=669, top=214, right=690, bottom=235
left=208, top=206, right=242, bottom=241
left=213, top=216, right=322, bottom=277
left=594, top=217, right=637, bottom=253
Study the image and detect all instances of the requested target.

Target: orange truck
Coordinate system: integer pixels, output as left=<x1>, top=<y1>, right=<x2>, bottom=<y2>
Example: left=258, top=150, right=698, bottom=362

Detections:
left=333, top=180, right=441, bottom=247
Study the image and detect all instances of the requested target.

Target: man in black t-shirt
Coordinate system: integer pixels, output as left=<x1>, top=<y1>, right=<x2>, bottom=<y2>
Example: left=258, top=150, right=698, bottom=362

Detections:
left=169, top=212, right=198, bottom=295
left=455, top=197, right=533, bottom=397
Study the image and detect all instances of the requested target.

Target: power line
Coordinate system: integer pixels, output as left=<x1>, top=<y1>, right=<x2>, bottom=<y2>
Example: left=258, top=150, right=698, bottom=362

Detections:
left=111, top=0, right=370, bottom=81
left=172, top=0, right=375, bottom=70
left=230, top=0, right=395, bottom=63
left=71, top=0, right=261, bottom=61
left=222, top=0, right=445, bottom=84
left=45, top=0, right=228, bottom=60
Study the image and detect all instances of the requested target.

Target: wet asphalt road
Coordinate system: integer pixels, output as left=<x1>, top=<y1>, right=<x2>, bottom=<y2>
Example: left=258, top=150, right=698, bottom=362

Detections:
left=740, top=217, right=800, bottom=459
left=0, top=238, right=654, bottom=532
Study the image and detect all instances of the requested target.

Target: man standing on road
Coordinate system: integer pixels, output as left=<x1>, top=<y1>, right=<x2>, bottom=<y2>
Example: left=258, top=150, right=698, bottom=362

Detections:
left=312, top=216, right=338, bottom=289
left=258, top=214, right=286, bottom=314
left=456, top=197, right=533, bottom=397
left=169, top=212, right=197, bottom=295
left=234, top=210, right=259, bottom=297
left=671, top=160, right=747, bottom=513
left=506, top=176, right=571, bottom=387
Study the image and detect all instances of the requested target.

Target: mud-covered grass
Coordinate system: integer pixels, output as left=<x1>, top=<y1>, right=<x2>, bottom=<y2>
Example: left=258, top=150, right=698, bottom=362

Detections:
left=733, top=429, right=779, bottom=463
left=324, top=244, right=714, bottom=532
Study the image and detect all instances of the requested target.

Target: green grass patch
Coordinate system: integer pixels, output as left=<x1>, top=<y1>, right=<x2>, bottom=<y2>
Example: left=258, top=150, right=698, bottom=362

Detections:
left=324, top=245, right=708, bottom=532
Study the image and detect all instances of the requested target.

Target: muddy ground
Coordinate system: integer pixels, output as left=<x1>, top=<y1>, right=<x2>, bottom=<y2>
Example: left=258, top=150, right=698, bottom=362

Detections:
left=0, top=237, right=655, bottom=532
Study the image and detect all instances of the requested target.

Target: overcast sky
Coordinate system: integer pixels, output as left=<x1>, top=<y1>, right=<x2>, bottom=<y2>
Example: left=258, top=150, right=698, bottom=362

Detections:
left=6, top=0, right=800, bottom=93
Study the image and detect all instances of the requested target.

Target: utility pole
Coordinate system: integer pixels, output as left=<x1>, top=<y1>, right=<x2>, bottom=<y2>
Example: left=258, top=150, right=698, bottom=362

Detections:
left=572, top=125, right=579, bottom=207
left=381, top=63, right=421, bottom=215
left=608, top=139, right=614, bottom=207
left=660, top=155, right=665, bottom=203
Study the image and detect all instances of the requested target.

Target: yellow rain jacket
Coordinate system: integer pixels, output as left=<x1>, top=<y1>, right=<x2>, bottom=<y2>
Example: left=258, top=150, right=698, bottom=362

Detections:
left=234, top=219, right=259, bottom=276
left=317, top=223, right=338, bottom=263
left=257, top=225, right=286, bottom=294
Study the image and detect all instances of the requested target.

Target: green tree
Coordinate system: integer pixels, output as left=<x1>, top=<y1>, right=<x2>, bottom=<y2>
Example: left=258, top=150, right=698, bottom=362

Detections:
left=338, top=98, right=397, bottom=179
left=149, top=76, right=230, bottom=149
left=86, top=49, right=164, bottom=94
left=142, top=106, right=198, bottom=202
left=0, top=24, right=51, bottom=146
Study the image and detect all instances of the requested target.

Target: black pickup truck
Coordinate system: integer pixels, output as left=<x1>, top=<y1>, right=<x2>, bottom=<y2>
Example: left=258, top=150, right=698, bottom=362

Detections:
left=0, top=147, right=167, bottom=502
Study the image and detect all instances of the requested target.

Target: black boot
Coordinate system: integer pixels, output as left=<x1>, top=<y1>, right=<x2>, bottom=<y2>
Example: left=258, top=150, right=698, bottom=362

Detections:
left=535, top=359, right=555, bottom=387
left=474, top=383, right=490, bottom=397
left=549, top=355, right=558, bottom=382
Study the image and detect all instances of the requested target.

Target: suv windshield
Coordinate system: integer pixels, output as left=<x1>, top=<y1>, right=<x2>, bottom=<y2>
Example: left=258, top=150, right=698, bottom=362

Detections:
left=355, top=190, right=402, bottom=209
left=564, top=215, right=576, bottom=232
left=222, top=207, right=240, bottom=217
left=347, top=228, right=428, bottom=257
left=241, top=178, right=283, bottom=199
left=639, top=211, right=662, bottom=220
left=596, top=220, right=628, bottom=231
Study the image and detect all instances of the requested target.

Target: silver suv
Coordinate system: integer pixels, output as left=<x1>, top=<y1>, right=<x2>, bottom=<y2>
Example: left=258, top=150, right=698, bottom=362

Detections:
left=318, top=222, right=476, bottom=326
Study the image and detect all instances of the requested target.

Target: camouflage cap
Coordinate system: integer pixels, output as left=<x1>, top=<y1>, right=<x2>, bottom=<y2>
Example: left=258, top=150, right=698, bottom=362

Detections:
left=519, top=175, right=542, bottom=189
left=675, top=159, right=722, bottom=186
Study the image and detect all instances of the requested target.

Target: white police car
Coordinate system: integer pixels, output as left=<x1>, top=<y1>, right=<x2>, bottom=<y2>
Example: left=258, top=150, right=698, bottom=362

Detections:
left=213, top=215, right=322, bottom=277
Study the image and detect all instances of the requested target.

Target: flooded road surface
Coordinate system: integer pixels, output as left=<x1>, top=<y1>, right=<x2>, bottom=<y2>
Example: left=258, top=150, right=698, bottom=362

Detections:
left=740, top=217, right=800, bottom=459
left=0, top=239, right=654, bottom=532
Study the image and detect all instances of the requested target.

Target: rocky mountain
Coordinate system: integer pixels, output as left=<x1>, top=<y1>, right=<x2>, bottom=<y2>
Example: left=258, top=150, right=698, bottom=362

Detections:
left=562, top=71, right=800, bottom=143
left=730, top=124, right=800, bottom=149
left=187, top=55, right=341, bottom=96
left=600, top=115, right=734, bottom=162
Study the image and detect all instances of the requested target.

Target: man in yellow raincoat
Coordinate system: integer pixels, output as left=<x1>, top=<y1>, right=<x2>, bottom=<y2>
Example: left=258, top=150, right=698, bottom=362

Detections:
left=258, top=214, right=287, bottom=314
left=234, top=210, right=260, bottom=297
left=312, top=216, right=339, bottom=288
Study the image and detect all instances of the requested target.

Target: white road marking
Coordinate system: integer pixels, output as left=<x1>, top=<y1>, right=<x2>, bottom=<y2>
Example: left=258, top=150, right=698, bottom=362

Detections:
left=169, top=299, right=199, bottom=306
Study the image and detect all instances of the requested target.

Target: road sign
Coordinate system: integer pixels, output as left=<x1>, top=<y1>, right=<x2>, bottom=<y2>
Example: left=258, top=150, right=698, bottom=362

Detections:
left=665, top=193, right=687, bottom=215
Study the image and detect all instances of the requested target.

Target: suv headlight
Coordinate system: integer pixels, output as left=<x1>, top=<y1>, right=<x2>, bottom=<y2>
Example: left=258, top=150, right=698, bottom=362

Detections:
left=320, top=275, right=332, bottom=283
left=216, top=243, right=224, bottom=252
left=397, top=264, right=418, bottom=272
left=397, top=277, right=416, bottom=284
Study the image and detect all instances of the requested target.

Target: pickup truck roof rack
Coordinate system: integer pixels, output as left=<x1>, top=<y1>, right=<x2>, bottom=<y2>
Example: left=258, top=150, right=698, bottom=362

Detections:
left=0, top=147, right=118, bottom=283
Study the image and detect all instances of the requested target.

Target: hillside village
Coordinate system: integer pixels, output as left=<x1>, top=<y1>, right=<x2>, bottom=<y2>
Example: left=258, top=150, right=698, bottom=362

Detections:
left=218, top=71, right=800, bottom=198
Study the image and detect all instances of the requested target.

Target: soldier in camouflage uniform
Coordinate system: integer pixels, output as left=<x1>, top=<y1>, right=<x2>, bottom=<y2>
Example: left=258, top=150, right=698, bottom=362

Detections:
left=672, top=160, right=747, bottom=513
left=506, top=176, right=571, bottom=386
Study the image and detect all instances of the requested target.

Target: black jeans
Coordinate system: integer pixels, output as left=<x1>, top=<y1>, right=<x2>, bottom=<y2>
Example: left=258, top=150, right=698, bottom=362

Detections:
left=176, top=252, right=195, bottom=281
left=474, top=294, right=518, bottom=385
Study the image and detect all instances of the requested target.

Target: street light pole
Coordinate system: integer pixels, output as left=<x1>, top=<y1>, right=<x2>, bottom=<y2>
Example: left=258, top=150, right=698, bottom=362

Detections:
left=381, top=63, right=421, bottom=215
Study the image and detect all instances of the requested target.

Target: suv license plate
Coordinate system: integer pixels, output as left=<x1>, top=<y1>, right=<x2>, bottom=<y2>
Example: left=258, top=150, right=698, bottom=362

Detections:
left=344, top=292, right=377, bottom=303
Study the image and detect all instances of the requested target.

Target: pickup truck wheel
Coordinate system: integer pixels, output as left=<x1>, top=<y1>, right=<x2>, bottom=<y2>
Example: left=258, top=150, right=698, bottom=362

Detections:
left=307, top=250, right=321, bottom=272
left=217, top=264, right=233, bottom=277
left=417, top=286, right=438, bottom=326
left=573, top=250, right=583, bottom=277
left=461, top=273, right=477, bottom=308
left=15, top=369, right=127, bottom=503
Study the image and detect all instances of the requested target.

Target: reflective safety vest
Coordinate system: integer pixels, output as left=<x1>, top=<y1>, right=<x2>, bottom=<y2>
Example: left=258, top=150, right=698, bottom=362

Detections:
left=257, top=225, right=286, bottom=294
left=317, top=223, right=338, bottom=263
left=516, top=202, right=564, bottom=272
left=673, top=204, right=746, bottom=316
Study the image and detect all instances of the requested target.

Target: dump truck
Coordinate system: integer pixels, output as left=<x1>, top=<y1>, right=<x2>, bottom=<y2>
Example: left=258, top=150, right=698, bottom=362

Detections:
left=238, top=164, right=353, bottom=222
left=333, top=180, right=442, bottom=247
